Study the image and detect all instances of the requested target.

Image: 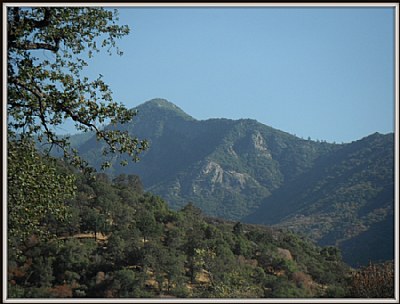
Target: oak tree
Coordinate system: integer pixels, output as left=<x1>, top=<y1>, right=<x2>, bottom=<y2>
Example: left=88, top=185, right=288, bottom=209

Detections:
left=7, top=7, right=148, bottom=169
left=7, top=7, right=147, bottom=249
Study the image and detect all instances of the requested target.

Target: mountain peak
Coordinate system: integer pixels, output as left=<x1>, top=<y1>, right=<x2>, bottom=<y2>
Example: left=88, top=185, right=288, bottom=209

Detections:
left=142, top=98, right=176, bottom=108
left=136, top=98, right=195, bottom=121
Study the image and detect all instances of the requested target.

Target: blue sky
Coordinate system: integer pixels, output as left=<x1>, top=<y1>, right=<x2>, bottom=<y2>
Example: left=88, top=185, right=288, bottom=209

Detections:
left=74, top=5, right=395, bottom=143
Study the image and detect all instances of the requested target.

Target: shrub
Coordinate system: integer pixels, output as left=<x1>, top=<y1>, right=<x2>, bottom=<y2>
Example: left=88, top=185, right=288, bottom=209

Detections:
left=348, top=261, right=394, bottom=298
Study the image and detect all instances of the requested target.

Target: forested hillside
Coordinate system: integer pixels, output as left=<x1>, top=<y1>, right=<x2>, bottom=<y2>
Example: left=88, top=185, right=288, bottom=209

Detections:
left=245, top=132, right=394, bottom=266
left=9, top=160, right=356, bottom=298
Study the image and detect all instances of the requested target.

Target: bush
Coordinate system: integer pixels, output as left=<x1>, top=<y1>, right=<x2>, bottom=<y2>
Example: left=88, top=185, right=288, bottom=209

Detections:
left=348, top=261, right=394, bottom=298
left=171, top=285, right=191, bottom=298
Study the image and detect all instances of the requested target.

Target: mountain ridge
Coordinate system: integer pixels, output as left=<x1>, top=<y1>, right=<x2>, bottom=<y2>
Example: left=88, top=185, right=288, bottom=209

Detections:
left=69, top=98, right=394, bottom=266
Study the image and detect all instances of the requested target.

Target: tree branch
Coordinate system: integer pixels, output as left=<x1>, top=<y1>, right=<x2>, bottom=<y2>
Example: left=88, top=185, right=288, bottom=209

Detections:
left=11, top=41, right=59, bottom=52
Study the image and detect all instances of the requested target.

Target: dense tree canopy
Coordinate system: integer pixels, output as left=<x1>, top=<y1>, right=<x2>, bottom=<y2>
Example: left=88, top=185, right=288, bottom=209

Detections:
left=8, top=170, right=359, bottom=298
left=8, top=139, right=75, bottom=251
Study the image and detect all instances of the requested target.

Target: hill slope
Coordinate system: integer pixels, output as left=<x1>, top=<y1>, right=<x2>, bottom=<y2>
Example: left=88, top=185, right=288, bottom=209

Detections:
left=244, top=133, right=394, bottom=266
left=8, top=167, right=353, bottom=298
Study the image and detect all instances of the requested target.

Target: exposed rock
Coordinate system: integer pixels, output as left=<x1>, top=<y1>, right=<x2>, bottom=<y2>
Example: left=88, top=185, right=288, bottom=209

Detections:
left=202, top=161, right=224, bottom=184
left=276, top=247, right=293, bottom=261
left=252, top=131, right=272, bottom=159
